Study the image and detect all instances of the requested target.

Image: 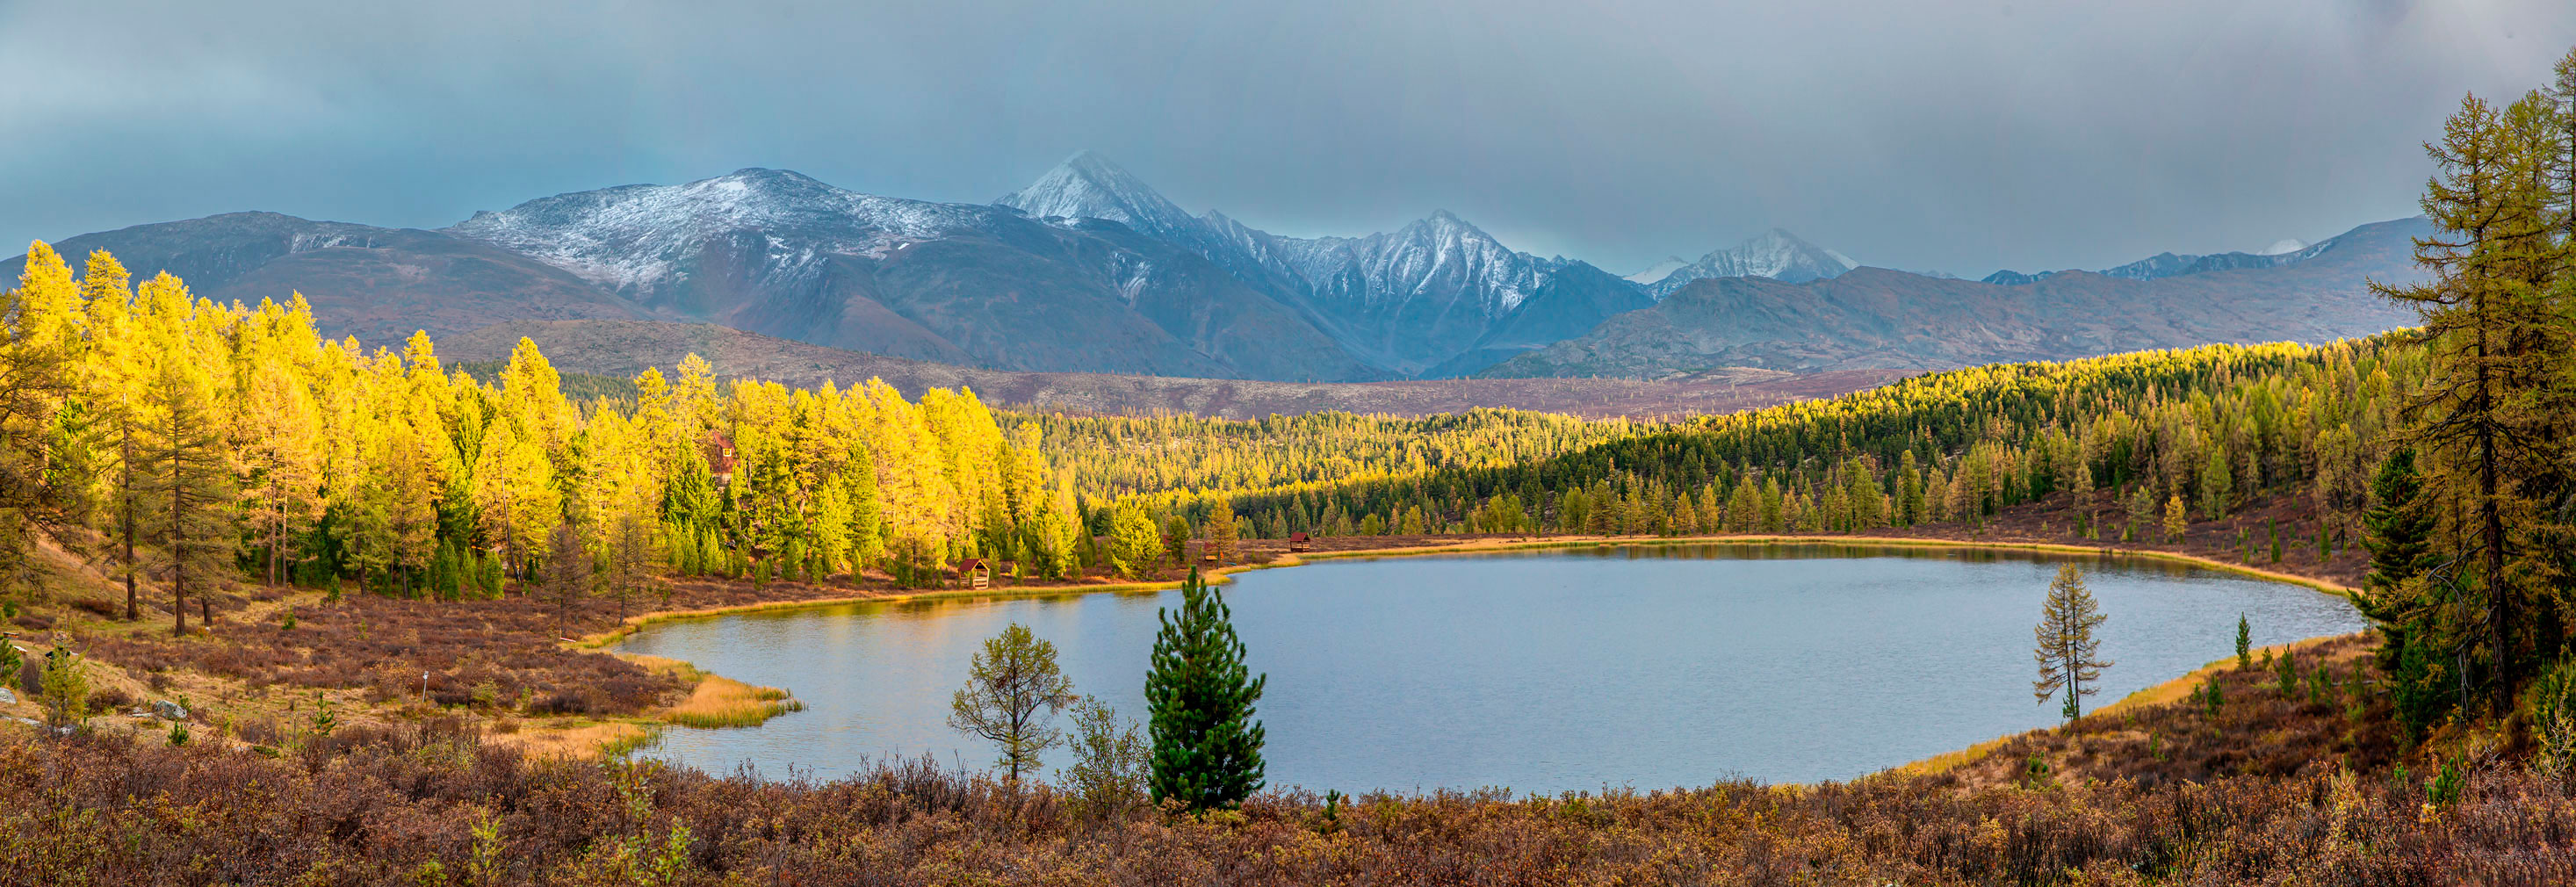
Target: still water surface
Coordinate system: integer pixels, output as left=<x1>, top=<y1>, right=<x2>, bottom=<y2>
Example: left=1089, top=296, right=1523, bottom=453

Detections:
left=616, top=544, right=2364, bottom=792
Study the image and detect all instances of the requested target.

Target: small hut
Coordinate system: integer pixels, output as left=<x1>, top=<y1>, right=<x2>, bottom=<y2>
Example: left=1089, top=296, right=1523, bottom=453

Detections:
left=957, top=558, right=992, bottom=590
left=704, top=429, right=738, bottom=487
left=1288, top=531, right=1311, bottom=552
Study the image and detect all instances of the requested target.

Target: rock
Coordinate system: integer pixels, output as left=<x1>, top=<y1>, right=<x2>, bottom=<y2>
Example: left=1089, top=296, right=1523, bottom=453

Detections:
left=153, top=700, right=187, bottom=721
left=0, top=687, right=12, bottom=705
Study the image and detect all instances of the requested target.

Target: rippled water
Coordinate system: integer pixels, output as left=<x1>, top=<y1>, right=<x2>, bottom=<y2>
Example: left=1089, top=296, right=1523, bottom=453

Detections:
left=615, top=543, right=2364, bottom=792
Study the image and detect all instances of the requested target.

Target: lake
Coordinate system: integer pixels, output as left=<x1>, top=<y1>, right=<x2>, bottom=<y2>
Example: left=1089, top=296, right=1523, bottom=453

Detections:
left=614, top=543, right=2366, bottom=792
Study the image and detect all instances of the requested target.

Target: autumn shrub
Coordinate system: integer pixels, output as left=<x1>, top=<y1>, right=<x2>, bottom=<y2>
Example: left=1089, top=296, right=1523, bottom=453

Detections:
left=530, top=690, right=597, bottom=716
left=4, top=710, right=2574, bottom=887
left=87, top=686, right=133, bottom=712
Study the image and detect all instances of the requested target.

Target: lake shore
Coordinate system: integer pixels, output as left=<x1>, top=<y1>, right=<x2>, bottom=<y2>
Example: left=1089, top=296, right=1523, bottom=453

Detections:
left=599, top=528, right=2367, bottom=782
left=19, top=487, right=2370, bottom=772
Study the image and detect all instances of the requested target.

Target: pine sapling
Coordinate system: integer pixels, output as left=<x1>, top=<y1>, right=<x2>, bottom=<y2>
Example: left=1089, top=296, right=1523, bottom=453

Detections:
left=2236, top=614, right=2252, bottom=669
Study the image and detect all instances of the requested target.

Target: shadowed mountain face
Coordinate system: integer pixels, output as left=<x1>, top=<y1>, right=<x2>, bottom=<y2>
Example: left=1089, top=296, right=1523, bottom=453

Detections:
left=1480, top=217, right=2432, bottom=379
left=999, top=153, right=1649, bottom=377
left=3, top=212, right=648, bottom=344
left=444, top=168, right=1378, bottom=381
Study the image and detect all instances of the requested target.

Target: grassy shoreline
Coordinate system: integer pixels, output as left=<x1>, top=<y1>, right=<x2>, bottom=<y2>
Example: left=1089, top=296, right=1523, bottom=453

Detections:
left=593, top=530, right=2356, bottom=646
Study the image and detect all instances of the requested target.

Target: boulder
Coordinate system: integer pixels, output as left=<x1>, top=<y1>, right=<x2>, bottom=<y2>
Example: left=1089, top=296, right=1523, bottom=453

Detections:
left=153, top=699, right=187, bottom=721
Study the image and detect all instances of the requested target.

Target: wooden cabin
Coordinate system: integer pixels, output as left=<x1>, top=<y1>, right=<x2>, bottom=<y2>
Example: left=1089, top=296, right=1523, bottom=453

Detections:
left=704, top=429, right=738, bottom=487
left=956, top=558, right=992, bottom=590
left=1288, top=531, right=1311, bottom=552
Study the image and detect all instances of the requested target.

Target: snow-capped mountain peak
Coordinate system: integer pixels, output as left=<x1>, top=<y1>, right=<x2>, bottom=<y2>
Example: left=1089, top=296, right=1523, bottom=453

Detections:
left=447, top=167, right=991, bottom=293
left=997, top=151, right=1202, bottom=242
left=1644, top=227, right=1857, bottom=298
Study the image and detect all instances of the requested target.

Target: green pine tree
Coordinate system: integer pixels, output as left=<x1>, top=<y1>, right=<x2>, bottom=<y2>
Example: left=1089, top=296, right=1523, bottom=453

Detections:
left=2353, top=446, right=2458, bottom=738
left=2360, top=448, right=2438, bottom=591
left=2236, top=613, right=2252, bottom=670
left=1144, top=567, right=1266, bottom=811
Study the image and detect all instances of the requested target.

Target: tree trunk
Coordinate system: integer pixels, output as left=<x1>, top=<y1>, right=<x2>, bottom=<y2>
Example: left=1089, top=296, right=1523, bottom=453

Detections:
left=269, top=494, right=282, bottom=588
left=2476, top=302, right=2510, bottom=710
left=172, top=480, right=187, bottom=637
left=121, top=429, right=136, bottom=621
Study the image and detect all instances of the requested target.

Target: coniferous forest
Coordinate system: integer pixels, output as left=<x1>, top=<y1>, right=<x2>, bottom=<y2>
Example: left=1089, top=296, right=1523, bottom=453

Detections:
left=2, top=40, right=2575, bottom=887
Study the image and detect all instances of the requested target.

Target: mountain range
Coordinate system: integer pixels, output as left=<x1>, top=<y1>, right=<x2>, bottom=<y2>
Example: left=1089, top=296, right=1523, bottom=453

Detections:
left=6, top=152, right=2433, bottom=392
left=1486, top=217, right=2429, bottom=378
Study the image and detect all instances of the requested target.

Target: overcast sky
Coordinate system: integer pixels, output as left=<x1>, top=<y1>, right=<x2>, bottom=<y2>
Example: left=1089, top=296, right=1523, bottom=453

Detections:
left=4, top=0, right=2572, bottom=277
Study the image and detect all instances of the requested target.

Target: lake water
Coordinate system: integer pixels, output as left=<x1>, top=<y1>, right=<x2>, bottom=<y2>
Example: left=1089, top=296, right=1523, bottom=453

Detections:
left=615, top=543, right=2365, bottom=793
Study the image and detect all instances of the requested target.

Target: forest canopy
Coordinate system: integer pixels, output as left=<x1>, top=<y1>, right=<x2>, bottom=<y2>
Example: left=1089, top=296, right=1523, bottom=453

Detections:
left=0, top=246, right=1074, bottom=624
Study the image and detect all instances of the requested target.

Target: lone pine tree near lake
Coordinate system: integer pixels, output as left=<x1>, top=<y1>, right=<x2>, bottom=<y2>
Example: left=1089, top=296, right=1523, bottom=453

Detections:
left=2032, top=565, right=2111, bottom=720
left=4, top=7, right=2576, bottom=882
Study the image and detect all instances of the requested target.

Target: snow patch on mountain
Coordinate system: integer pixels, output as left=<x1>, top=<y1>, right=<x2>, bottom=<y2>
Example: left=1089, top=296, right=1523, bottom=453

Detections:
left=997, top=151, right=1207, bottom=243
left=1646, top=228, right=1856, bottom=298
left=1271, top=210, right=1572, bottom=316
left=1624, top=256, right=1687, bottom=285
left=448, top=168, right=992, bottom=293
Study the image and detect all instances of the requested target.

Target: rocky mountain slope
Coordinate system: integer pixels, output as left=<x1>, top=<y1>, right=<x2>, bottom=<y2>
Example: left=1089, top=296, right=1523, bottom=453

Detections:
left=446, top=168, right=1376, bottom=380
left=1481, top=217, right=2431, bottom=378
left=6, top=212, right=647, bottom=344
left=999, top=152, right=1649, bottom=377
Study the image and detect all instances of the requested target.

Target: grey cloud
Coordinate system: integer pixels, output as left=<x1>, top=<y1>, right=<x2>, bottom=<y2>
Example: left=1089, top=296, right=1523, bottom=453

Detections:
left=4, top=0, right=2572, bottom=277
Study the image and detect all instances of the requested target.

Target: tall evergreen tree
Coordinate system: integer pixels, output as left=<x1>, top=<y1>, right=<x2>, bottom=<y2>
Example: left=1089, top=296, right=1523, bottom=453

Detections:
left=2362, top=448, right=2440, bottom=591
left=2355, top=446, right=2464, bottom=736
left=539, top=521, right=589, bottom=638
left=2373, top=91, right=2574, bottom=707
left=136, top=355, right=233, bottom=635
left=1144, top=567, right=1266, bottom=811
left=1203, top=499, right=1240, bottom=565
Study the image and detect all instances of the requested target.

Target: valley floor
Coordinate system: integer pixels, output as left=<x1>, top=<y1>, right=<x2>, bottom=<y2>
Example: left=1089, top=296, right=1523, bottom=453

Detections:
left=10, top=492, right=2558, bottom=883
left=6, top=489, right=2367, bottom=765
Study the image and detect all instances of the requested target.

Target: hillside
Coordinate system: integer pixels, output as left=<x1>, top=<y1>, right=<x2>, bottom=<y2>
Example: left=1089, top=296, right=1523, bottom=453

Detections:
left=3, top=212, right=649, bottom=344
left=440, top=319, right=1905, bottom=418
left=1481, top=217, right=2430, bottom=377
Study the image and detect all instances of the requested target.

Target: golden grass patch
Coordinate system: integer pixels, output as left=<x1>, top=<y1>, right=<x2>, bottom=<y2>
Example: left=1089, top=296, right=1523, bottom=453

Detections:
left=488, top=719, right=660, bottom=759
left=657, top=673, right=805, bottom=729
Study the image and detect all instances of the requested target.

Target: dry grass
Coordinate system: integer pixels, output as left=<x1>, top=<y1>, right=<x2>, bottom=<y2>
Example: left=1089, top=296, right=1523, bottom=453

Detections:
left=8, top=708, right=2574, bottom=886
left=484, top=718, right=659, bottom=760
left=657, top=672, right=803, bottom=729
left=1929, top=633, right=2401, bottom=791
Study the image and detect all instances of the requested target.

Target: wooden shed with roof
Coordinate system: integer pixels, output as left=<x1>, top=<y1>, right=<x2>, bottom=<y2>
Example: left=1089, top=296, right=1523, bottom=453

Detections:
left=704, top=429, right=738, bottom=486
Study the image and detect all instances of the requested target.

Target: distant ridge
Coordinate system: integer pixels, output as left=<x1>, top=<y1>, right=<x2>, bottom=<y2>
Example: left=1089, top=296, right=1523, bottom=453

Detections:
left=1483, top=217, right=2431, bottom=379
